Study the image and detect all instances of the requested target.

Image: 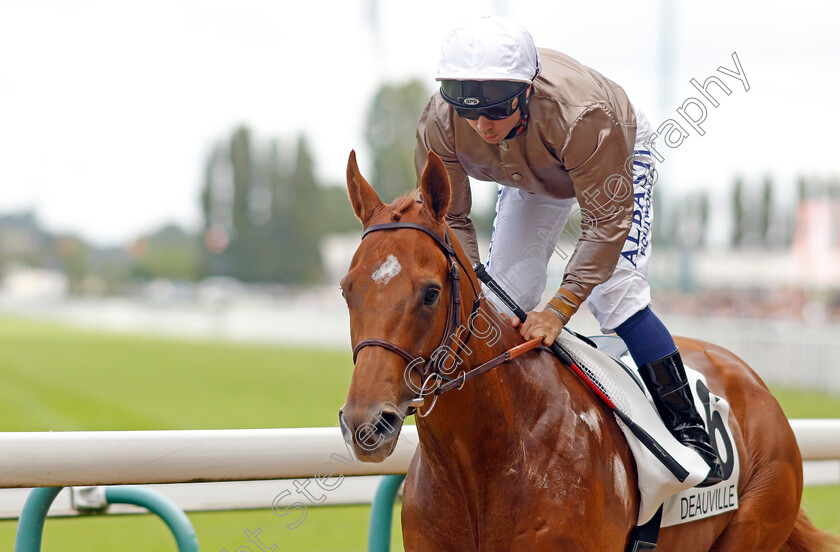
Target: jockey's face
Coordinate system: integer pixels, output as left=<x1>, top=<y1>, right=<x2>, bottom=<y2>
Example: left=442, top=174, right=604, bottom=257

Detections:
left=465, top=110, right=522, bottom=144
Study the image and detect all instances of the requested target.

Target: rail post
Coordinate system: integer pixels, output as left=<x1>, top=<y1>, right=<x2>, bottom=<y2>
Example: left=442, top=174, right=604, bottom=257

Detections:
left=105, top=486, right=199, bottom=551
left=14, top=487, right=62, bottom=552
left=14, top=486, right=199, bottom=551
left=368, top=474, right=405, bottom=552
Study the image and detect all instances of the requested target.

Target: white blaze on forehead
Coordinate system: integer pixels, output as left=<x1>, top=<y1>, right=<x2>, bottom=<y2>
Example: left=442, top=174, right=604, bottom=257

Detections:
left=371, top=255, right=402, bottom=285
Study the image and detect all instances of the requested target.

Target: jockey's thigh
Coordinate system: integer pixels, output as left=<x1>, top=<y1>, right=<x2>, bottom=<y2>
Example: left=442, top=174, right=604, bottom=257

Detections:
left=485, top=186, right=576, bottom=315
left=588, top=106, right=657, bottom=333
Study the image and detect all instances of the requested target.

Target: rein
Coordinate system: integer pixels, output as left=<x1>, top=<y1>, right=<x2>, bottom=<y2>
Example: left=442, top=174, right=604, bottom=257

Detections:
left=434, top=337, right=543, bottom=395
left=351, top=220, right=542, bottom=416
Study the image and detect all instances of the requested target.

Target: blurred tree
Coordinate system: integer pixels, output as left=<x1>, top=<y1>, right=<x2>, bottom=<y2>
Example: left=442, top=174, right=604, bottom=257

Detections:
left=229, top=126, right=262, bottom=281
left=200, top=79, right=461, bottom=285
left=200, top=157, right=214, bottom=236
left=697, top=190, right=709, bottom=248
left=200, top=127, right=332, bottom=284
left=829, top=177, right=840, bottom=200
left=321, top=186, right=364, bottom=233
left=759, top=175, right=773, bottom=247
left=291, top=136, right=325, bottom=281
left=796, top=174, right=808, bottom=204
left=131, top=224, right=201, bottom=282
left=53, top=236, right=89, bottom=293
left=365, top=79, right=431, bottom=201
left=200, top=145, right=235, bottom=277
left=270, top=136, right=325, bottom=283
left=265, top=139, right=292, bottom=281
left=0, top=212, right=50, bottom=271
left=731, top=176, right=745, bottom=248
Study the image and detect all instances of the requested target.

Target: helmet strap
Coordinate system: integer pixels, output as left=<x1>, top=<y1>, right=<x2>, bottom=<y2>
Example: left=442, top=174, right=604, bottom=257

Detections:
left=504, top=113, right=529, bottom=140
left=503, top=86, right=532, bottom=140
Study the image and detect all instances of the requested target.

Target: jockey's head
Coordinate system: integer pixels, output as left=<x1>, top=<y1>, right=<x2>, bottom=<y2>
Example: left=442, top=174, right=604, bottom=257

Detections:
left=436, top=16, right=540, bottom=142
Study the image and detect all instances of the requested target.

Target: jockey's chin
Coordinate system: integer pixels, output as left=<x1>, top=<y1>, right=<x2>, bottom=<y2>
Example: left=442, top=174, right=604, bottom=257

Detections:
left=465, top=111, right=521, bottom=144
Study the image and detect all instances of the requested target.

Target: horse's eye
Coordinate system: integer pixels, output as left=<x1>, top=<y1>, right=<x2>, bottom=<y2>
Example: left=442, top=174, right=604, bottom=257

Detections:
left=423, top=288, right=441, bottom=306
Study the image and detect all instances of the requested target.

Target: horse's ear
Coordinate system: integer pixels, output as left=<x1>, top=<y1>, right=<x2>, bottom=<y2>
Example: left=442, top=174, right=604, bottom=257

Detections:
left=419, top=151, right=451, bottom=222
left=346, top=150, right=384, bottom=224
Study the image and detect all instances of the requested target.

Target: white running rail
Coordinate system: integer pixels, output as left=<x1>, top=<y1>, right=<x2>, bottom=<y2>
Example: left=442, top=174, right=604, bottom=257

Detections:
left=0, top=420, right=836, bottom=488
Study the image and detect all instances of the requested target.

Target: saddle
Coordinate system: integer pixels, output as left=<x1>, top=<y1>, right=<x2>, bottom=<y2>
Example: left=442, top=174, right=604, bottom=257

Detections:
left=556, top=330, right=741, bottom=550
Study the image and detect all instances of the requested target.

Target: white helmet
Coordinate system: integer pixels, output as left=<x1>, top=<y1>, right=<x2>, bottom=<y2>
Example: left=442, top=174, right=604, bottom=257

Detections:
left=436, top=16, right=541, bottom=84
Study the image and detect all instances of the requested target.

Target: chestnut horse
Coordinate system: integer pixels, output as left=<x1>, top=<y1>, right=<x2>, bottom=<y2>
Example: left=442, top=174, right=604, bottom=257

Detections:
left=338, top=150, right=836, bottom=551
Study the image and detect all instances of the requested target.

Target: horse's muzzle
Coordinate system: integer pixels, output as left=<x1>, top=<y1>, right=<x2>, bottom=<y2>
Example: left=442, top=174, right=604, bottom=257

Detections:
left=338, top=405, right=404, bottom=463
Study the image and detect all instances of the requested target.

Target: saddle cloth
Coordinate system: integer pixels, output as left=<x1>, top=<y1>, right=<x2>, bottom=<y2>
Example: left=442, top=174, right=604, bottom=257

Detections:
left=557, top=332, right=740, bottom=526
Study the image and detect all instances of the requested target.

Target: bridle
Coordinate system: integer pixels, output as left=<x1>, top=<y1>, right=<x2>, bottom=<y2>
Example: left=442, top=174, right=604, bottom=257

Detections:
left=350, top=219, right=542, bottom=417
left=351, top=220, right=481, bottom=415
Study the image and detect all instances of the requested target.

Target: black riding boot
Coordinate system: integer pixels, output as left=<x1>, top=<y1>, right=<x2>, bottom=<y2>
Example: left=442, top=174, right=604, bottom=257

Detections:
left=638, top=350, right=724, bottom=487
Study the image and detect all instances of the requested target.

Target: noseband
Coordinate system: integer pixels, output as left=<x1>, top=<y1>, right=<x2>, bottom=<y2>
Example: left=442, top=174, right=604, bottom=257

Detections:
left=351, top=221, right=481, bottom=414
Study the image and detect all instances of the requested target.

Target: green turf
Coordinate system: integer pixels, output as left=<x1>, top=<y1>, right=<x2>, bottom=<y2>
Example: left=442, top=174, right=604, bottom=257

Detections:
left=0, top=315, right=838, bottom=551
left=0, top=505, right=405, bottom=552
left=0, top=316, right=354, bottom=431
left=768, top=387, right=840, bottom=420
left=802, top=486, right=840, bottom=537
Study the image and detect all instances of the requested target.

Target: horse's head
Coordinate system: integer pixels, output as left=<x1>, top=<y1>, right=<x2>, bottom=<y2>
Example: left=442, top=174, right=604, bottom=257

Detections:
left=338, top=150, right=460, bottom=462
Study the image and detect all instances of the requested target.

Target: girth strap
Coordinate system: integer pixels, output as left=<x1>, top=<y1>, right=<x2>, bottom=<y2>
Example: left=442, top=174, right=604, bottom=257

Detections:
left=626, top=505, right=663, bottom=551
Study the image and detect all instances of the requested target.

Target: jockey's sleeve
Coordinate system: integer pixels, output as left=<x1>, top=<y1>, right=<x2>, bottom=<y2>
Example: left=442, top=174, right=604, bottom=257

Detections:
left=415, top=97, right=481, bottom=264
left=549, top=104, right=634, bottom=322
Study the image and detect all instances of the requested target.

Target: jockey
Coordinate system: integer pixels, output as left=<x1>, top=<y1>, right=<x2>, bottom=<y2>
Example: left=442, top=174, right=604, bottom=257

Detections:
left=415, top=15, right=724, bottom=486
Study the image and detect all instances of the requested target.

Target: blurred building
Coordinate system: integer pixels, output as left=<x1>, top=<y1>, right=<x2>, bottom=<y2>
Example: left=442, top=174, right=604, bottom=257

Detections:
left=794, top=197, right=840, bottom=287
left=1, top=266, right=68, bottom=300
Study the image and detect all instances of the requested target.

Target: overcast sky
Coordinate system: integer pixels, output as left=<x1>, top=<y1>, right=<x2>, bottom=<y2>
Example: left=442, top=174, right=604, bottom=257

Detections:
left=1, top=0, right=838, bottom=245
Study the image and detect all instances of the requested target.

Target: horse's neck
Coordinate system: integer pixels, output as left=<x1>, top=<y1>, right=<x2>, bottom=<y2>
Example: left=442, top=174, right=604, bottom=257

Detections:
left=451, top=287, right=525, bottom=382
left=416, top=291, right=569, bottom=464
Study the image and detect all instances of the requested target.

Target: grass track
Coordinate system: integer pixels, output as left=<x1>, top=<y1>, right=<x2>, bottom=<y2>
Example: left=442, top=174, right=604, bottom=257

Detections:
left=0, top=315, right=837, bottom=550
left=0, top=316, right=354, bottom=431
left=0, top=505, right=405, bottom=552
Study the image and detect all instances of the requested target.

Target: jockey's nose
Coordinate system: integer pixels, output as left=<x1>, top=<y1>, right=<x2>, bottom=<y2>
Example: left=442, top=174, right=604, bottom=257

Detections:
left=475, top=116, right=494, bottom=131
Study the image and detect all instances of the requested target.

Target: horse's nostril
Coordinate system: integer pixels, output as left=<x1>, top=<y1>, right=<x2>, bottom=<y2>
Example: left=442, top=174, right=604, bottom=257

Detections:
left=375, top=411, right=403, bottom=439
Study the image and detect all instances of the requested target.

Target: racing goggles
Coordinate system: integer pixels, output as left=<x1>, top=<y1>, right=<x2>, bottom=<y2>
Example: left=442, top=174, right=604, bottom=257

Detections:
left=440, top=80, right=529, bottom=121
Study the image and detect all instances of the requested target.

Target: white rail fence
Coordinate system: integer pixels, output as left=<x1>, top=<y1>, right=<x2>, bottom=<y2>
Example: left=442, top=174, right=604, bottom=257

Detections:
left=0, top=420, right=837, bottom=518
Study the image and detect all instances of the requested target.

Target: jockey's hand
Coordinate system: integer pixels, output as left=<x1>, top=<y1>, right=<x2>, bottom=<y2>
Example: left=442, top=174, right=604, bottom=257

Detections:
left=511, top=309, right=564, bottom=347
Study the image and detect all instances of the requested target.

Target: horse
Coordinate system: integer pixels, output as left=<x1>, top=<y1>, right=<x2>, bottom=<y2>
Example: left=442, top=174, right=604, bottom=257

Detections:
left=338, top=149, right=837, bottom=551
